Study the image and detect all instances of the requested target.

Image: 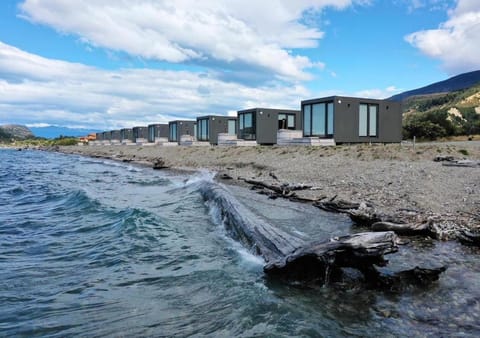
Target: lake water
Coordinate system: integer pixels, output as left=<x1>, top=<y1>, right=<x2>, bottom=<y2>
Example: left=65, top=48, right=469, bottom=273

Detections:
left=1, top=148, right=479, bottom=337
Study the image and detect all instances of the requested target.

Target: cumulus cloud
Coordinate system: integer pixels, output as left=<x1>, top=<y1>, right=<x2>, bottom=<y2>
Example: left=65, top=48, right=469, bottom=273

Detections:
left=405, top=0, right=480, bottom=74
left=0, top=41, right=309, bottom=129
left=18, top=0, right=364, bottom=82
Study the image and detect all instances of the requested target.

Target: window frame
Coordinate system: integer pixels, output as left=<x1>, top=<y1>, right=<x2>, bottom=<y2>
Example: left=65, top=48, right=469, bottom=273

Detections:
left=302, top=101, right=334, bottom=138
left=358, top=103, right=379, bottom=137
left=238, top=111, right=256, bottom=140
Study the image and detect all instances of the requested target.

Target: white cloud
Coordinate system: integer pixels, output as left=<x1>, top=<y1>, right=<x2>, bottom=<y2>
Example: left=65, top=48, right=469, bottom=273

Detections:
left=18, top=0, right=365, bottom=82
left=354, top=85, right=401, bottom=99
left=0, top=41, right=308, bottom=130
left=405, top=0, right=480, bottom=74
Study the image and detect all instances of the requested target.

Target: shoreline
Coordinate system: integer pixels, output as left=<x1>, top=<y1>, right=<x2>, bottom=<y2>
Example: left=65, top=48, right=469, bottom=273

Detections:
left=57, top=142, right=480, bottom=238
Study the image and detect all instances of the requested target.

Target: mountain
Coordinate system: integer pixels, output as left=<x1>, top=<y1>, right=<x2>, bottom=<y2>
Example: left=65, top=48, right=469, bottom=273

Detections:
left=390, top=70, right=480, bottom=102
left=30, top=126, right=103, bottom=139
left=0, top=124, right=34, bottom=140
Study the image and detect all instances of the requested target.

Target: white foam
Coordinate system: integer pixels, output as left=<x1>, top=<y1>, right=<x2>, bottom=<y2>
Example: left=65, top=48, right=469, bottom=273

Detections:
left=206, top=199, right=264, bottom=269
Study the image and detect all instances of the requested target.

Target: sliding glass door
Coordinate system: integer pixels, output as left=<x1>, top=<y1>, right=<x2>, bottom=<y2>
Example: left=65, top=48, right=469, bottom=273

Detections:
left=303, top=102, right=334, bottom=137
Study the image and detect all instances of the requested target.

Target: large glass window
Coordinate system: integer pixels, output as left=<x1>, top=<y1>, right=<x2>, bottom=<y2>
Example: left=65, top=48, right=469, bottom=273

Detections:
left=148, top=126, right=155, bottom=142
left=312, top=103, right=326, bottom=135
left=303, top=105, right=311, bottom=136
left=169, top=123, right=177, bottom=141
left=327, top=102, right=334, bottom=135
left=278, top=113, right=296, bottom=130
left=197, top=118, right=209, bottom=141
left=303, top=101, right=334, bottom=137
left=228, top=120, right=236, bottom=135
left=238, top=112, right=256, bottom=140
left=359, top=103, right=378, bottom=137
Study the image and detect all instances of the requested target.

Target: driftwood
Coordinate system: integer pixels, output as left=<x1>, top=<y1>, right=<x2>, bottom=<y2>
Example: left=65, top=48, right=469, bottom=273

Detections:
left=371, top=221, right=434, bottom=237
left=434, top=156, right=480, bottom=168
left=240, top=178, right=317, bottom=202
left=198, top=181, right=446, bottom=289
left=457, top=230, right=480, bottom=246
left=152, top=158, right=168, bottom=170
left=442, top=160, right=480, bottom=168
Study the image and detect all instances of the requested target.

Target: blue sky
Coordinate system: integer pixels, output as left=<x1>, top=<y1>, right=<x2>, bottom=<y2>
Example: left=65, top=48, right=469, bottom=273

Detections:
left=0, top=0, right=479, bottom=131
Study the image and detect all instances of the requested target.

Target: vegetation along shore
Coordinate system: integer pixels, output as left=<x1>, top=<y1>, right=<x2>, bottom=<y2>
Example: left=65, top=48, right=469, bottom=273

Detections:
left=59, top=141, right=480, bottom=242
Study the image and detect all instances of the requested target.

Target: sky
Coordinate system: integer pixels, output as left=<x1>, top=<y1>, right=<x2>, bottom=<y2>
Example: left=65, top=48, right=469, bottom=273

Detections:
left=0, top=0, right=479, bottom=131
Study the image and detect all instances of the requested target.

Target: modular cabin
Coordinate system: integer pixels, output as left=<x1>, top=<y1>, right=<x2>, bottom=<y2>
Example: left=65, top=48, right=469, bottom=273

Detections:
left=237, top=108, right=302, bottom=145
left=168, top=120, right=196, bottom=144
left=132, top=126, right=148, bottom=143
left=147, top=124, right=169, bottom=143
left=196, top=115, right=237, bottom=145
left=301, top=96, right=402, bottom=144
left=110, top=130, right=121, bottom=143
left=102, top=131, right=111, bottom=144
left=120, top=128, right=133, bottom=144
left=95, top=132, right=104, bottom=141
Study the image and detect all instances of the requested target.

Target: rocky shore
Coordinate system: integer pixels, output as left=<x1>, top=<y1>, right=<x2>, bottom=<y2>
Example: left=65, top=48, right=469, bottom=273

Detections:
left=58, top=141, right=480, bottom=239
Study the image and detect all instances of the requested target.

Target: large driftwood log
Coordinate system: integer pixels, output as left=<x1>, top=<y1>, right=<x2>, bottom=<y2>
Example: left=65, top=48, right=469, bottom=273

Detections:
left=457, top=230, right=480, bottom=246
left=198, top=181, right=445, bottom=288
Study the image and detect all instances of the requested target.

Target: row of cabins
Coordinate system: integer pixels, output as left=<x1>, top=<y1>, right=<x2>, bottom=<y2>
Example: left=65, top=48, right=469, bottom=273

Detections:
left=92, top=96, right=402, bottom=147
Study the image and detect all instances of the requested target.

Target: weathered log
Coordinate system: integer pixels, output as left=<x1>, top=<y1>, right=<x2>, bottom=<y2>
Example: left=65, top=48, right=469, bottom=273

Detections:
left=434, top=155, right=455, bottom=162
left=371, top=221, right=434, bottom=237
left=442, top=160, right=480, bottom=168
left=457, top=230, right=480, bottom=246
left=264, top=232, right=398, bottom=281
left=198, top=181, right=446, bottom=288
left=152, top=158, right=168, bottom=170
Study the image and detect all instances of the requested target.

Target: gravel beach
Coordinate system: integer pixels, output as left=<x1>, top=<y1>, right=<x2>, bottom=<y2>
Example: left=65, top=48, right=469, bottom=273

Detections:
left=59, top=141, right=480, bottom=233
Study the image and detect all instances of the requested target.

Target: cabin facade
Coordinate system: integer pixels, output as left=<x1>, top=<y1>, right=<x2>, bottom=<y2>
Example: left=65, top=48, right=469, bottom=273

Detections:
left=237, top=108, right=302, bottom=145
left=168, top=120, right=196, bottom=143
left=120, top=128, right=133, bottom=144
left=301, top=96, right=402, bottom=143
left=110, top=130, right=121, bottom=142
left=147, top=124, right=169, bottom=143
left=196, top=115, right=237, bottom=145
left=132, top=126, right=148, bottom=143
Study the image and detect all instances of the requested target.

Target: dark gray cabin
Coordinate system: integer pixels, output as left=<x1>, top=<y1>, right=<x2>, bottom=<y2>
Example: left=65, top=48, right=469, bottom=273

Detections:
left=120, top=128, right=133, bottom=142
left=95, top=132, right=104, bottom=141
left=301, top=96, right=402, bottom=143
left=147, top=124, right=169, bottom=142
left=237, top=108, right=302, bottom=145
left=132, top=126, right=148, bottom=142
left=168, top=120, right=196, bottom=143
left=102, top=131, right=111, bottom=141
left=110, top=130, right=121, bottom=141
left=196, top=115, right=237, bottom=145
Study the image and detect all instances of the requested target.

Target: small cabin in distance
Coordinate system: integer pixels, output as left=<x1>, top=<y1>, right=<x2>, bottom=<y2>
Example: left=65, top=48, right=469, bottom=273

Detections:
left=110, top=130, right=121, bottom=144
left=301, top=96, right=402, bottom=144
left=148, top=124, right=169, bottom=143
left=132, top=126, right=148, bottom=143
left=120, top=128, right=133, bottom=144
left=237, top=108, right=302, bottom=145
left=168, top=120, right=196, bottom=144
left=196, top=115, right=237, bottom=145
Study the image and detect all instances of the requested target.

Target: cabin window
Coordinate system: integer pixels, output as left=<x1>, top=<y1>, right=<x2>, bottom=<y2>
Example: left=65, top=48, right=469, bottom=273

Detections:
left=303, top=101, right=334, bottom=137
left=169, top=123, right=177, bottom=141
left=359, top=103, right=378, bottom=137
left=238, top=112, right=256, bottom=140
left=278, top=113, right=296, bottom=130
left=148, top=126, right=155, bottom=142
left=198, top=118, right=209, bottom=141
left=228, top=119, right=236, bottom=135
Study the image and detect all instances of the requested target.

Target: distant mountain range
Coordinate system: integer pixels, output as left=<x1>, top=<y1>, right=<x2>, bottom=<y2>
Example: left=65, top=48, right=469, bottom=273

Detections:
left=390, top=70, right=480, bottom=102
left=29, top=126, right=102, bottom=139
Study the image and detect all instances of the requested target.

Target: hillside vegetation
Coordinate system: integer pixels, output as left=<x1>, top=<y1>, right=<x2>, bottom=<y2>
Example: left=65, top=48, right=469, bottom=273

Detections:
left=402, top=84, right=480, bottom=140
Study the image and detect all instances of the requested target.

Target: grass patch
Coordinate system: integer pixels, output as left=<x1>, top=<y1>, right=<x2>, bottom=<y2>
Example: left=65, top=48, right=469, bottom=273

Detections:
left=458, top=149, right=469, bottom=156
